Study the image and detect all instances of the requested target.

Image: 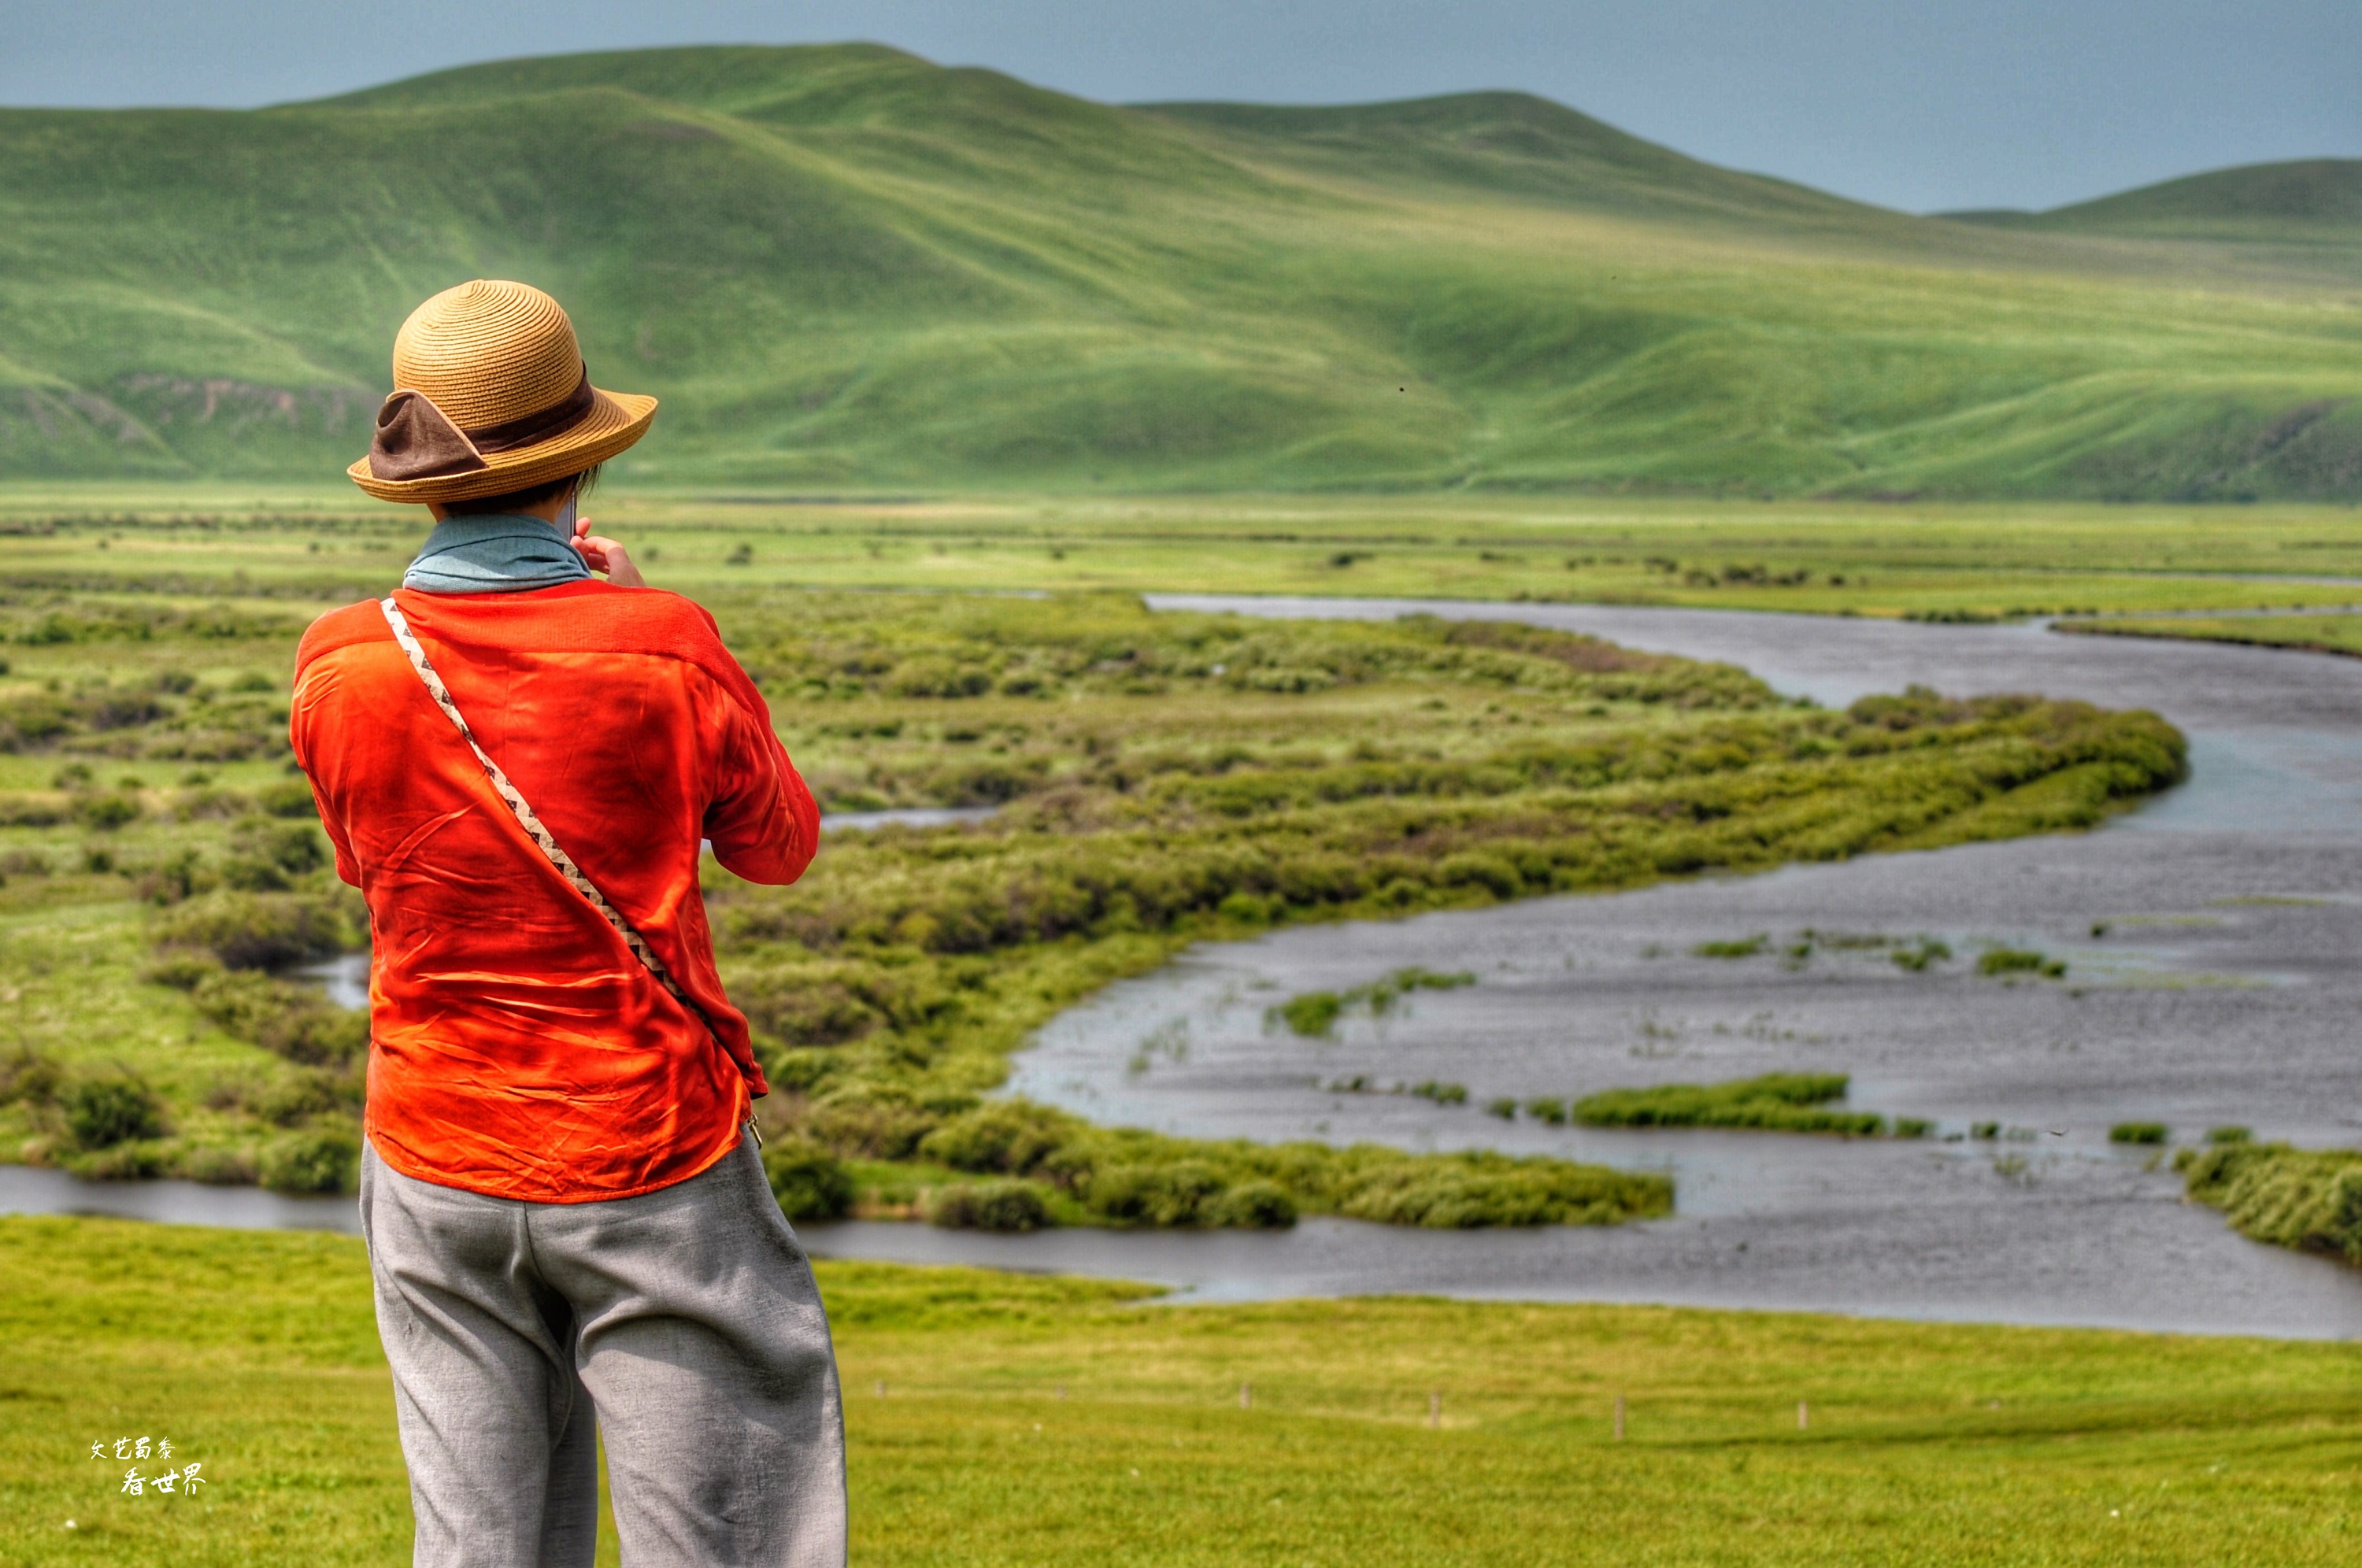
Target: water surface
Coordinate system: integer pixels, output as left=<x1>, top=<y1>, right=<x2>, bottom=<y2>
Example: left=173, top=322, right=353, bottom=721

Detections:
left=14, top=598, right=2362, bottom=1336
left=818, top=599, right=2362, bottom=1337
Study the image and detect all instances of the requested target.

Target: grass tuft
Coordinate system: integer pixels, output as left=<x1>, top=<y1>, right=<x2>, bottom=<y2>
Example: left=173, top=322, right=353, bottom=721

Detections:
left=1978, top=947, right=2066, bottom=978
left=1692, top=935, right=1768, bottom=959
left=1572, top=1073, right=1892, bottom=1136
left=1890, top=937, right=1952, bottom=971
left=1268, top=968, right=1478, bottom=1037
left=2178, top=1141, right=2362, bottom=1264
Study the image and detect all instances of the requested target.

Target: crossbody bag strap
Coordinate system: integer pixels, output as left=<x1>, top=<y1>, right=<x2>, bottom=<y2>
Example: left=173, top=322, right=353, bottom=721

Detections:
left=376, top=596, right=763, bottom=1141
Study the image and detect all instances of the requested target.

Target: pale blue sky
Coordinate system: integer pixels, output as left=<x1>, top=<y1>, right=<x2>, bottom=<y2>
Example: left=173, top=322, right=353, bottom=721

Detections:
left=2, top=0, right=2355, bottom=213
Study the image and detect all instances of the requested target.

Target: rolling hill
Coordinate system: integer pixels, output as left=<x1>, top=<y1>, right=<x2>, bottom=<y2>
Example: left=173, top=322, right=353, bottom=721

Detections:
left=1946, top=159, right=2362, bottom=239
left=0, top=43, right=2357, bottom=499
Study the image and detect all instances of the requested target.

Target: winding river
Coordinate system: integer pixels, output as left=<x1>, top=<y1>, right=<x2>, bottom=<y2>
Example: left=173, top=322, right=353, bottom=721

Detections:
left=816, top=599, right=2362, bottom=1337
left=9, top=599, right=2361, bottom=1337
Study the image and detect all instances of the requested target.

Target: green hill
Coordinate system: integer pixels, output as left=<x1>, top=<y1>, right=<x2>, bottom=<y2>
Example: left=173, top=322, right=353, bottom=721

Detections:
left=1138, top=93, right=1887, bottom=228
left=1, top=43, right=2359, bottom=500
left=1946, top=159, right=2362, bottom=239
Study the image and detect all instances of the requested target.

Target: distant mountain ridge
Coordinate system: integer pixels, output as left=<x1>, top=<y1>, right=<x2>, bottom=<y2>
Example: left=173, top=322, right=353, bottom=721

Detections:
left=1139, top=94, right=1883, bottom=227
left=0, top=43, right=2356, bottom=500
left=1945, top=158, right=2362, bottom=236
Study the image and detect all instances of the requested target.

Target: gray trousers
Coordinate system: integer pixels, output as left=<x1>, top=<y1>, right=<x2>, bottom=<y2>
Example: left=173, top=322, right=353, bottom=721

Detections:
left=359, top=1135, right=847, bottom=1567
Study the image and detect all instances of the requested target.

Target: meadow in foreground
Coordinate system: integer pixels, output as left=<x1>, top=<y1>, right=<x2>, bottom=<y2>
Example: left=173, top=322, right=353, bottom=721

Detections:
left=0, top=582, right=2184, bottom=1230
left=4, top=1215, right=2358, bottom=1567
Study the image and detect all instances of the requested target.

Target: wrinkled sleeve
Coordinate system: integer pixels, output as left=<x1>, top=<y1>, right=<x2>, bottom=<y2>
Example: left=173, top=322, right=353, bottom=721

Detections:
left=700, top=667, right=818, bottom=887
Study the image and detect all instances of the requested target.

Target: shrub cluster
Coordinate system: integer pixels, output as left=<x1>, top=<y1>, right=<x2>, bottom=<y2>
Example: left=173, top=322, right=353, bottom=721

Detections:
left=61, top=1074, right=165, bottom=1149
left=258, top=1130, right=361, bottom=1195
left=0, top=596, right=301, bottom=646
left=0, top=663, right=292, bottom=762
left=151, top=889, right=356, bottom=971
left=24, top=1069, right=187, bottom=1181
left=725, top=718, right=2182, bottom=971
left=762, top=1136, right=857, bottom=1221
left=809, top=1096, right=1661, bottom=1230
left=137, top=886, right=368, bottom=1189
left=929, top=1179, right=1052, bottom=1231
left=724, top=594, right=1765, bottom=715
left=179, top=967, right=368, bottom=1068
left=2178, top=1141, right=2362, bottom=1264
left=1572, top=1073, right=1900, bottom=1137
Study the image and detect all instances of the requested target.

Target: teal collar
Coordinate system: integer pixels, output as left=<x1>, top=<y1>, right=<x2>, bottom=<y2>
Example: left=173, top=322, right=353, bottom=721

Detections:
left=402, top=513, right=593, bottom=595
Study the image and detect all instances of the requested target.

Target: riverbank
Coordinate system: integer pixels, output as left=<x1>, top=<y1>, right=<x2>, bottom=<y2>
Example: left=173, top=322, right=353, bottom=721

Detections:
left=877, top=596, right=2362, bottom=1333
left=7, top=1214, right=2358, bottom=1567
left=2057, top=611, right=2362, bottom=661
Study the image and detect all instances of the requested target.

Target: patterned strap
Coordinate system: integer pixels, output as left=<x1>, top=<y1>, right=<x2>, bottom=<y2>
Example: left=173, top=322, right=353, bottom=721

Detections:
left=377, top=597, right=759, bottom=1141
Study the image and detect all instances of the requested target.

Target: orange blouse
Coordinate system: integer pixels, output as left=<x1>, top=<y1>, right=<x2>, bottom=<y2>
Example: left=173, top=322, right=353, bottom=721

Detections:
left=290, top=582, right=816, bottom=1202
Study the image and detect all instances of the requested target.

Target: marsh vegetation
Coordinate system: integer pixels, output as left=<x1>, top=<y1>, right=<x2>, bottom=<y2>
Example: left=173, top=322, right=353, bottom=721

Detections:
left=1691, top=928, right=1957, bottom=973
left=711, top=594, right=2179, bottom=1224
left=2179, top=1141, right=2362, bottom=1264
left=20, top=490, right=2362, bottom=629
left=1266, top=968, right=1475, bottom=1039
left=2057, top=612, right=2362, bottom=663
left=1979, top=947, right=2067, bottom=978
left=0, top=582, right=2187, bottom=1228
left=1567, top=1073, right=1920, bottom=1137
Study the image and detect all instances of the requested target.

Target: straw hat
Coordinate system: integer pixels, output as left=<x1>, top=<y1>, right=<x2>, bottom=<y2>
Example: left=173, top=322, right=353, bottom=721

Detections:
left=348, top=280, right=657, bottom=504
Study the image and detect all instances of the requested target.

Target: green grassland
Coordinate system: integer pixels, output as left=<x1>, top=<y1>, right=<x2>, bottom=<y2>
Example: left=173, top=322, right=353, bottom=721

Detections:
left=5, top=1216, right=2360, bottom=1566
left=4, top=486, right=2362, bottom=623
left=7, top=48, right=2360, bottom=1551
left=3, top=45, right=2361, bottom=498
left=0, top=579, right=2184, bottom=1230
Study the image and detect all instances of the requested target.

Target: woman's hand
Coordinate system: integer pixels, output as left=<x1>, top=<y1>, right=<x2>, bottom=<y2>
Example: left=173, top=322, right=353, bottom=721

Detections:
left=572, top=516, right=647, bottom=589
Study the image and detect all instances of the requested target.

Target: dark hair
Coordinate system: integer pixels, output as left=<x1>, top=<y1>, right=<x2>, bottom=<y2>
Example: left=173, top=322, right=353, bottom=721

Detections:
left=442, top=462, right=602, bottom=517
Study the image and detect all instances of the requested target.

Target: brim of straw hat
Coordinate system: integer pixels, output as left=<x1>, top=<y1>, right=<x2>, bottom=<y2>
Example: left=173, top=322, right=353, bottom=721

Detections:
left=346, top=386, right=657, bottom=505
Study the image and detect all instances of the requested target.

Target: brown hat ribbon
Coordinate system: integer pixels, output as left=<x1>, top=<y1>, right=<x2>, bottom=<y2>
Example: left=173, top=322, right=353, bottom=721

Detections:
left=367, top=368, right=598, bottom=481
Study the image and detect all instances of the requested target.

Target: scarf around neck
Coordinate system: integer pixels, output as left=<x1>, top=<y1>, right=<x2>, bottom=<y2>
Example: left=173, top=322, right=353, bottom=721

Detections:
left=402, top=513, right=594, bottom=594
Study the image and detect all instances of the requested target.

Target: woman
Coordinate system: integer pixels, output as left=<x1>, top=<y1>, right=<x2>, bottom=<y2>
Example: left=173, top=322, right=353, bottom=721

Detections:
left=291, top=279, right=843, bottom=1566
